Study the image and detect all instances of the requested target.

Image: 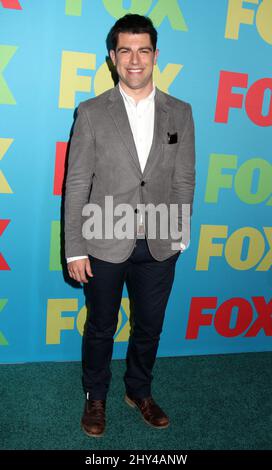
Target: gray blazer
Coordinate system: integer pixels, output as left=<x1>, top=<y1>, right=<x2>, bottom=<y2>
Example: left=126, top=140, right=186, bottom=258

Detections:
left=64, top=85, right=196, bottom=262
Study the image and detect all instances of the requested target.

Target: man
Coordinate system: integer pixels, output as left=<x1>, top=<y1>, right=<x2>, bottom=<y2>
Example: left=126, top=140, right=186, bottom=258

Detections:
left=65, top=14, right=195, bottom=437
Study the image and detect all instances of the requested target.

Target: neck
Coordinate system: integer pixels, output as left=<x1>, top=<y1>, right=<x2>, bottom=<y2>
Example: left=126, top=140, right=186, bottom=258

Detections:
left=119, top=81, right=154, bottom=103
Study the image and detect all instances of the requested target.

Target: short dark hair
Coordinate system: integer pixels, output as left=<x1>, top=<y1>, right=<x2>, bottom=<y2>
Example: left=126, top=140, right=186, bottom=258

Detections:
left=107, top=14, right=157, bottom=53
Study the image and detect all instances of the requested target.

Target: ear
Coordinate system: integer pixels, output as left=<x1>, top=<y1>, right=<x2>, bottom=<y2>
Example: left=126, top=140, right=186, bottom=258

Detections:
left=110, top=50, right=116, bottom=66
left=154, top=49, right=159, bottom=65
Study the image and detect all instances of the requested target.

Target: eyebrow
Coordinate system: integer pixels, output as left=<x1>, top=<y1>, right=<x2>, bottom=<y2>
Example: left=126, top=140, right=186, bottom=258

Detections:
left=116, top=46, right=153, bottom=52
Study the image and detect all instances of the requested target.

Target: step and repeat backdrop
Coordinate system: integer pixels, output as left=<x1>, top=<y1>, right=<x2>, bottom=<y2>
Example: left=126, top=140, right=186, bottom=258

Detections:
left=0, top=0, right=271, bottom=363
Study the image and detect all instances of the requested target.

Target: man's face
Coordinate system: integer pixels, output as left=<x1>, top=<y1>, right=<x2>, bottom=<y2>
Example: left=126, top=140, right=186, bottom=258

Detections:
left=110, top=32, right=159, bottom=91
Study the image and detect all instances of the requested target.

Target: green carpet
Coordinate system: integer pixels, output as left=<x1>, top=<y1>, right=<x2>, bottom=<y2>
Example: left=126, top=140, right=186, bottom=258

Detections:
left=0, top=352, right=271, bottom=450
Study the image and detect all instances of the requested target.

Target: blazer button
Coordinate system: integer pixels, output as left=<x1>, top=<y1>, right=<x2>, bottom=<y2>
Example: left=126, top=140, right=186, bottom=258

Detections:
left=141, top=181, right=145, bottom=186
left=134, top=208, right=138, bottom=213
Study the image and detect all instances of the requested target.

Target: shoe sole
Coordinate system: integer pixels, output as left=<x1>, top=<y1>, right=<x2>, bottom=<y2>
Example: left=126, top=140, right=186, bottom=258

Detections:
left=124, top=394, right=169, bottom=429
left=81, top=422, right=105, bottom=438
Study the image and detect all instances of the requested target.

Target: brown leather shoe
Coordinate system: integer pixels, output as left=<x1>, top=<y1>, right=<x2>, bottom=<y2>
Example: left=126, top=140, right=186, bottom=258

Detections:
left=81, top=399, right=106, bottom=437
left=125, top=394, right=169, bottom=429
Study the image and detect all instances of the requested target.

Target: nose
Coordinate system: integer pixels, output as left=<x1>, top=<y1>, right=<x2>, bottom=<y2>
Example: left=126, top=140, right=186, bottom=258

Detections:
left=130, top=51, right=139, bottom=64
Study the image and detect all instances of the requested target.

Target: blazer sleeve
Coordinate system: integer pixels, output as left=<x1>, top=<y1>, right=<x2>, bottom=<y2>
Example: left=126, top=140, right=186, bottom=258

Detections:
left=64, top=103, right=95, bottom=258
left=171, top=103, right=196, bottom=229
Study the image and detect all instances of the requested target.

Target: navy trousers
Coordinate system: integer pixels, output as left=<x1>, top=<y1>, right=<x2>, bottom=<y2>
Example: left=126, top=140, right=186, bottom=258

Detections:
left=82, top=238, right=180, bottom=400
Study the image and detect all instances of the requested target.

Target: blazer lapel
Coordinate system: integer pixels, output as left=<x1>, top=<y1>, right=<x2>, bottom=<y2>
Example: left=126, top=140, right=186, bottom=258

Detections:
left=142, top=88, right=169, bottom=178
left=107, top=85, right=142, bottom=176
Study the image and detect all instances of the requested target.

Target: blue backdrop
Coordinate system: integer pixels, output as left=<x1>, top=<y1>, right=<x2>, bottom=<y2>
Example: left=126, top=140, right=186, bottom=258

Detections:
left=0, top=0, right=271, bottom=363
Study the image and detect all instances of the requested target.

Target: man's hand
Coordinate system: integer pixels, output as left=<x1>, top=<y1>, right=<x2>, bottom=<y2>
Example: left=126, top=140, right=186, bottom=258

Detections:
left=67, top=258, right=93, bottom=283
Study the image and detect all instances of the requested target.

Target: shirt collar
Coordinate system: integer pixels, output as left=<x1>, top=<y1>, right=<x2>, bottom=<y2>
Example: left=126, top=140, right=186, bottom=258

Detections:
left=119, top=82, right=156, bottom=106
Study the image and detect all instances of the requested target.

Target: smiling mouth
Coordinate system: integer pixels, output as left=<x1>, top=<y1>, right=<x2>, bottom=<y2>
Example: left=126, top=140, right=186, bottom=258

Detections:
left=127, top=69, right=144, bottom=73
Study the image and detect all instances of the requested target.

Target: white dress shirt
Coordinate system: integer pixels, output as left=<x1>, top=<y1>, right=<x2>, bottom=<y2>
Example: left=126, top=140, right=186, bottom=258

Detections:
left=119, top=82, right=155, bottom=173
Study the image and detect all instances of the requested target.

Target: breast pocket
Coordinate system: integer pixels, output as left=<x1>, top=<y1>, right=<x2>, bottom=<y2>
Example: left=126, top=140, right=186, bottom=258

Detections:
left=162, top=142, right=179, bottom=150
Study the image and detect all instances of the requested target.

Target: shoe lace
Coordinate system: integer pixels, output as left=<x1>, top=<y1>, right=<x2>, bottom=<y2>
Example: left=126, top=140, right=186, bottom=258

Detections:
left=140, top=397, right=157, bottom=415
left=87, top=399, right=105, bottom=418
